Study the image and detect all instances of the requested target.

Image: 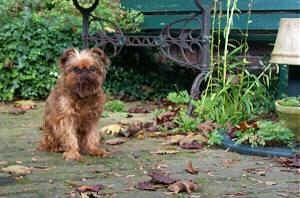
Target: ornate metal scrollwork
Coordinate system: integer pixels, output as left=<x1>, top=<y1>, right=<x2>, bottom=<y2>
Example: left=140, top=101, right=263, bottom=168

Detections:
left=72, top=0, right=210, bottom=69
left=160, top=0, right=211, bottom=70
left=87, top=16, right=125, bottom=56
left=160, top=14, right=204, bottom=69
left=72, top=0, right=212, bottom=115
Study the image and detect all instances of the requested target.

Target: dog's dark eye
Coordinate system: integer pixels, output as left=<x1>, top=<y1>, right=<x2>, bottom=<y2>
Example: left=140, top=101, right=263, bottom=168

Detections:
left=89, top=66, right=97, bottom=72
left=72, top=67, right=81, bottom=74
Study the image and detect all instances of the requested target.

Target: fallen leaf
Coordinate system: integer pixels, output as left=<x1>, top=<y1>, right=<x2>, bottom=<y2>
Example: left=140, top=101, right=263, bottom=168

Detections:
left=265, top=181, right=277, bottom=186
left=148, top=170, right=177, bottom=185
left=179, top=139, right=202, bottom=150
left=161, top=121, right=177, bottom=130
left=31, top=157, right=38, bottom=162
left=76, top=184, right=104, bottom=193
left=156, top=109, right=179, bottom=125
left=168, top=180, right=199, bottom=194
left=164, top=135, right=186, bottom=145
left=8, top=109, right=26, bottom=115
left=236, top=120, right=258, bottom=132
left=0, top=161, right=8, bottom=166
left=257, top=171, right=266, bottom=176
left=99, top=124, right=125, bottom=136
left=128, top=106, right=150, bottom=113
left=197, top=120, right=217, bottom=135
left=224, top=192, right=248, bottom=197
left=276, top=153, right=300, bottom=168
left=222, top=159, right=239, bottom=168
left=126, top=114, right=134, bottom=118
left=135, top=181, right=156, bottom=191
left=2, top=165, right=32, bottom=176
left=192, top=134, right=209, bottom=144
left=291, top=153, right=300, bottom=168
left=185, top=161, right=199, bottom=175
left=14, top=100, right=36, bottom=111
left=150, top=149, right=179, bottom=155
left=143, top=122, right=159, bottom=132
left=126, top=121, right=143, bottom=137
left=105, top=138, right=127, bottom=145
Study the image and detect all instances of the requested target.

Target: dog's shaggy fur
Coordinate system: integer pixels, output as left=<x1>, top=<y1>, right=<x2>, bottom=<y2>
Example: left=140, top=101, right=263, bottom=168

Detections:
left=38, top=48, right=110, bottom=160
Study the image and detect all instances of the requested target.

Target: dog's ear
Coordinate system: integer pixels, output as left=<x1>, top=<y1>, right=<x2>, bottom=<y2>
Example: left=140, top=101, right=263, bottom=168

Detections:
left=90, top=48, right=111, bottom=67
left=59, top=48, right=78, bottom=70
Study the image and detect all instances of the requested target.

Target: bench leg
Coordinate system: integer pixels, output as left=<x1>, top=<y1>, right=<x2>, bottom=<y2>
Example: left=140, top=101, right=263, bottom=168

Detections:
left=187, top=71, right=209, bottom=115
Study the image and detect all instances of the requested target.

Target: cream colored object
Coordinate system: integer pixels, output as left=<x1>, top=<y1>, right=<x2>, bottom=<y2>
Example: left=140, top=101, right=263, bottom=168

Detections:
left=270, top=18, right=300, bottom=65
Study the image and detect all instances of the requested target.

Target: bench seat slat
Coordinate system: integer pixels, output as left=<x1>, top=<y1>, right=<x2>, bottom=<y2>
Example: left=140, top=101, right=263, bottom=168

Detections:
left=121, top=0, right=300, bottom=13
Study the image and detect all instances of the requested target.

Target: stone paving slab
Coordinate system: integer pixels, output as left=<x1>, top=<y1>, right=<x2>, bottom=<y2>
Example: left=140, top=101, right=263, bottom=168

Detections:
left=0, top=102, right=299, bottom=198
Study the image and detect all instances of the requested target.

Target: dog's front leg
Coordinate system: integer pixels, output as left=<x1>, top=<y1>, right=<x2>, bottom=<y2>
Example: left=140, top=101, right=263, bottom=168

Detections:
left=80, top=122, right=109, bottom=157
left=58, top=118, right=81, bottom=160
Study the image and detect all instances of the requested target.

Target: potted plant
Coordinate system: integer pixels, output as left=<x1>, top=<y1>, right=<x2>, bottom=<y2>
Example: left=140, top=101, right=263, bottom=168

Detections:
left=275, top=97, right=300, bottom=140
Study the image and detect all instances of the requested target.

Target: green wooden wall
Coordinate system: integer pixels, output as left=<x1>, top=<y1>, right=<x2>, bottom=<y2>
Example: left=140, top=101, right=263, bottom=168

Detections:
left=121, top=0, right=300, bottom=41
left=122, top=0, right=300, bottom=12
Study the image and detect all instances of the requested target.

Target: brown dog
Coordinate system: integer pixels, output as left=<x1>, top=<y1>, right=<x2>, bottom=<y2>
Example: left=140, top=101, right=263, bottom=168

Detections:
left=38, top=48, right=110, bottom=160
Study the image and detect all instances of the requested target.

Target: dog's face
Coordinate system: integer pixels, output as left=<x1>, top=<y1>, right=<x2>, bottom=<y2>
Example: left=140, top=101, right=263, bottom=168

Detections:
left=59, top=48, right=110, bottom=98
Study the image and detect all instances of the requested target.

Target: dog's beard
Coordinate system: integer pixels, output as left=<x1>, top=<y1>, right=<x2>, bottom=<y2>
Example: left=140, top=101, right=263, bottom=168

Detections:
left=74, top=77, right=100, bottom=98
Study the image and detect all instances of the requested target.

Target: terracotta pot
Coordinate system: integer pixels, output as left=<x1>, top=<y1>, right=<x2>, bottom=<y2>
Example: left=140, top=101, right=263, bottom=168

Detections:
left=275, top=100, right=300, bottom=141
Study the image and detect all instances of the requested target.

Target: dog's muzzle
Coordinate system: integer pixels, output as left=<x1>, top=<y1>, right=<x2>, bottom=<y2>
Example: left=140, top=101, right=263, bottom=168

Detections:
left=75, top=72, right=99, bottom=98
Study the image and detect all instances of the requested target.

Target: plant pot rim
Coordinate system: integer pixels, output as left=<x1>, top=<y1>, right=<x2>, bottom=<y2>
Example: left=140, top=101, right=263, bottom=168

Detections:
left=275, top=100, right=300, bottom=114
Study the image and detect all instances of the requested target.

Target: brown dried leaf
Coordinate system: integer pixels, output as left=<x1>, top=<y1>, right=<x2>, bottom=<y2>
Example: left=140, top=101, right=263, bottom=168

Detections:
left=276, top=153, right=300, bottom=168
left=179, top=139, right=202, bottom=150
left=156, top=108, right=180, bottom=125
left=76, top=184, right=104, bottom=193
left=126, top=121, right=143, bottom=137
left=150, top=149, right=179, bottom=155
left=168, top=180, right=199, bottom=194
left=164, top=135, right=186, bottom=145
left=99, top=124, right=125, bottom=136
left=226, top=122, right=236, bottom=138
left=161, top=121, right=177, bottom=130
left=128, top=106, right=150, bottom=113
left=143, top=122, right=159, bottom=132
left=14, top=100, right=36, bottom=111
left=292, top=153, right=300, bottom=168
left=265, top=181, right=277, bottom=186
left=192, top=134, right=209, bottom=144
left=197, top=120, right=217, bottom=135
left=236, top=120, right=258, bottom=132
left=105, top=138, right=127, bottom=145
left=8, top=109, right=26, bottom=115
left=185, top=161, right=199, bottom=175
left=1, top=165, right=32, bottom=176
left=148, top=170, right=177, bottom=185
left=222, top=159, right=239, bottom=168
left=135, top=181, right=156, bottom=191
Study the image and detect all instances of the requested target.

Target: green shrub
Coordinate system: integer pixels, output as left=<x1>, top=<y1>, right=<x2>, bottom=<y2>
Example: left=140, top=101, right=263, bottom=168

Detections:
left=0, top=12, right=81, bottom=100
left=104, top=100, right=125, bottom=112
left=174, top=111, right=198, bottom=132
left=167, top=91, right=190, bottom=104
left=234, top=121, right=295, bottom=147
left=208, top=130, right=223, bottom=146
left=0, top=0, right=144, bottom=101
left=277, top=97, right=300, bottom=107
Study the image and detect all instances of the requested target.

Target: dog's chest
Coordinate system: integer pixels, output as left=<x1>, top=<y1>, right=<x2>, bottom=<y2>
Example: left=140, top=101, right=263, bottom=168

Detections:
left=74, top=101, right=101, bottom=120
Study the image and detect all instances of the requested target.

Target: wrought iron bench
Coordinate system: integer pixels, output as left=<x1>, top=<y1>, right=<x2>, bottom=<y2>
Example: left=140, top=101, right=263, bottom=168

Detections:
left=72, top=0, right=211, bottom=113
left=72, top=0, right=300, bottom=109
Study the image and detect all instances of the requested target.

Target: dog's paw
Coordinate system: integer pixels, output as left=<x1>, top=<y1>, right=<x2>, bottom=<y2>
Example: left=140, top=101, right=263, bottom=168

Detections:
left=63, top=151, right=81, bottom=161
left=87, top=147, right=110, bottom=157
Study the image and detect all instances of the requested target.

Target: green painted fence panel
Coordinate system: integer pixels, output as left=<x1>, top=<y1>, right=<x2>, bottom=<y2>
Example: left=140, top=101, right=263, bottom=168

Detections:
left=142, top=13, right=300, bottom=30
left=121, top=0, right=300, bottom=12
